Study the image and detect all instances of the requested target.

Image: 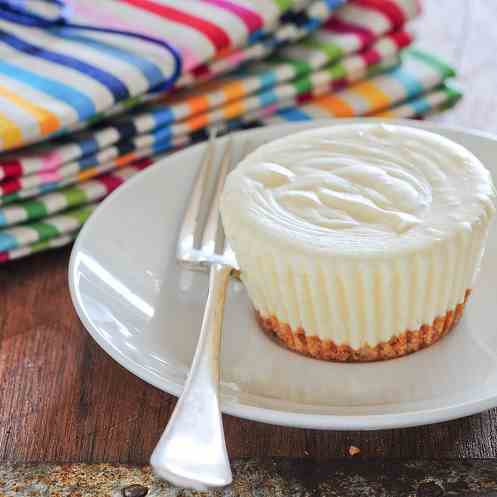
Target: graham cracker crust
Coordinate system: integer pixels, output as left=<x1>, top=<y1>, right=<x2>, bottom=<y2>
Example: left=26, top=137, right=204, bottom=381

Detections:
left=256, top=289, right=471, bottom=362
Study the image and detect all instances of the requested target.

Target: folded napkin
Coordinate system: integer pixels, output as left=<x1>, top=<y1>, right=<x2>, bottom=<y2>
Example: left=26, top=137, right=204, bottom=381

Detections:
left=0, top=30, right=412, bottom=202
left=1, top=0, right=338, bottom=153
left=0, top=0, right=419, bottom=184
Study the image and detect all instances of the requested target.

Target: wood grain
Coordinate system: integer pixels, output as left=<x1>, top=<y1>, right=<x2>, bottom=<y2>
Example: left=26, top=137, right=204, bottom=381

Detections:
left=1, top=0, right=497, bottom=464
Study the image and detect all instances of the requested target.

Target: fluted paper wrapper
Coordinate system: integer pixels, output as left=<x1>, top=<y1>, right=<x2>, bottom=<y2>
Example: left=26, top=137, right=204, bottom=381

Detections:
left=227, top=220, right=490, bottom=360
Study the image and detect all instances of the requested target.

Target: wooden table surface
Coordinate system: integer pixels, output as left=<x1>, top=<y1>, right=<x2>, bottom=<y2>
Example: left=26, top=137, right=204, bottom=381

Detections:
left=1, top=0, right=497, bottom=465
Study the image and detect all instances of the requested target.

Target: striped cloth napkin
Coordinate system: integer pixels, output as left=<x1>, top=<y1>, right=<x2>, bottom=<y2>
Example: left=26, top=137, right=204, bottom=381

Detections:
left=0, top=0, right=419, bottom=190
left=1, top=0, right=344, bottom=153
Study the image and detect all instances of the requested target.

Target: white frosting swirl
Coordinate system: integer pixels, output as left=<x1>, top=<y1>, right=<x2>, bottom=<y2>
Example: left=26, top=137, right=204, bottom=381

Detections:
left=222, top=124, right=496, bottom=256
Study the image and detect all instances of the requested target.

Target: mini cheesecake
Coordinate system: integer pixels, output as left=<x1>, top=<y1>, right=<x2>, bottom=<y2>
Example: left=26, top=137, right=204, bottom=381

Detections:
left=220, top=124, right=496, bottom=361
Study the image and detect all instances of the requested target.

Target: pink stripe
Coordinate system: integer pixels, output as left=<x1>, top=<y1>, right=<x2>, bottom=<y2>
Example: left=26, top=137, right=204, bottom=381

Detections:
left=40, top=151, right=64, bottom=172
left=227, top=50, right=246, bottom=65
left=38, top=171, right=62, bottom=183
left=201, top=0, right=264, bottom=33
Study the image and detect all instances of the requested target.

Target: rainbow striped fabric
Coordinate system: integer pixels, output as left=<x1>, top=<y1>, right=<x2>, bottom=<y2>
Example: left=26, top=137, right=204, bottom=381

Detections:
left=0, top=0, right=345, bottom=153
left=0, top=0, right=419, bottom=188
left=0, top=0, right=465, bottom=263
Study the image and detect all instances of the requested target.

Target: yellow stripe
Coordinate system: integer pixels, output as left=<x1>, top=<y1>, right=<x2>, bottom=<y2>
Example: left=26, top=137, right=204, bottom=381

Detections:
left=222, top=99, right=245, bottom=119
left=0, top=84, right=60, bottom=135
left=0, top=111, right=23, bottom=149
left=78, top=168, right=99, bottom=182
left=314, top=95, right=355, bottom=117
left=186, top=113, right=209, bottom=131
left=374, top=109, right=394, bottom=117
left=223, top=81, right=245, bottom=102
left=353, top=81, right=391, bottom=113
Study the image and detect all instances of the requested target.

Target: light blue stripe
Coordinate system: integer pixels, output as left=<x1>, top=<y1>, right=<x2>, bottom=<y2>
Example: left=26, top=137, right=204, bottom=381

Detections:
left=409, top=97, right=431, bottom=116
left=58, top=30, right=164, bottom=90
left=258, top=89, right=277, bottom=107
left=259, top=71, right=277, bottom=89
left=392, top=70, right=424, bottom=99
left=0, top=60, right=96, bottom=120
left=0, top=211, right=6, bottom=228
left=324, top=0, right=346, bottom=11
left=0, top=231, right=18, bottom=251
left=0, top=29, right=129, bottom=101
left=277, top=107, right=311, bottom=121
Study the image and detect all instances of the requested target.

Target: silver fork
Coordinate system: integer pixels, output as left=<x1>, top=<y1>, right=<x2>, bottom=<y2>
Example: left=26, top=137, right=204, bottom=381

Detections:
left=150, top=131, right=239, bottom=490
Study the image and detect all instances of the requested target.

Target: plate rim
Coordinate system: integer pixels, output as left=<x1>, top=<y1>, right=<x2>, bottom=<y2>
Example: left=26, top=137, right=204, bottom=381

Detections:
left=69, top=118, right=497, bottom=430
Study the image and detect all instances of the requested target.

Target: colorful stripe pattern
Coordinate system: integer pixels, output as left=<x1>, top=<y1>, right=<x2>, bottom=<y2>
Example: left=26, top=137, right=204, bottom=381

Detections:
left=176, top=0, right=347, bottom=88
left=263, top=49, right=455, bottom=123
left=0, top=162, right=151, bottom=228
left=0, top=0, right=306, bottom=153
left=0, top=0, right=418, bottom=183
left=0, top=233, right=77, bottom=263
left=0, top=33, right=410, bottom=203
left=0, top=203, right=97, bottom=252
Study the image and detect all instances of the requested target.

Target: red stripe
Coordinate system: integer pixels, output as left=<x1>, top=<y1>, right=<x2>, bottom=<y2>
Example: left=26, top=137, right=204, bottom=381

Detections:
left=297, top=93, right=313, bottom=104
left=0, top=160, right=22, bottom=180
left=133, top=158, right=153, bottom=170
left=0, top=177, right=21, bottom=195
left=330, top=78, right=348, bottom=92
left=325, top=18, right=375, bottom=48
left=354, top=0, right=406, bottom=29
left=119, top=0, right=231, bottom=51
left=98, top=173, right=125, bottom=192
left=192, top=63, right=210, bottom=78
left=0, top=252, right=9, bottom=263
left=201, top=0, right=263, bottom=33
left=361, top=47, right=381, bottom=66
left=387, top=30, right=413, bottom=49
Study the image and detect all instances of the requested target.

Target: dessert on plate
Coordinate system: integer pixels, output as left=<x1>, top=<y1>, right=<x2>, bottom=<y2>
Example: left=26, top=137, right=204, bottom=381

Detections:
left=220, top=124, right=496, bottom=362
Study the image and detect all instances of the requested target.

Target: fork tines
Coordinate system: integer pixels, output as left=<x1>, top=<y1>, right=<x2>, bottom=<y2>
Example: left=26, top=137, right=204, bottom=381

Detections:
left=177, top=129, right=240, bottom=268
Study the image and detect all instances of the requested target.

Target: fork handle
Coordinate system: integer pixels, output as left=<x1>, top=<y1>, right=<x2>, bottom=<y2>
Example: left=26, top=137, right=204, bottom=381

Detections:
left=151, top=263, right=233, bottom=490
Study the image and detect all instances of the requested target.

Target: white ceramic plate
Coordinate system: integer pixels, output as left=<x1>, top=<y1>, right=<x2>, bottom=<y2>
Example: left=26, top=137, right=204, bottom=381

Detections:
left=69, top=119, right=497, bottom=430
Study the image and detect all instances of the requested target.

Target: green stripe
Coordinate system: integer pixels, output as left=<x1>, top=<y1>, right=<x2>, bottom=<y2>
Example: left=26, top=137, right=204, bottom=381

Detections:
left=63, top=186, right=88, bottom=208
left=31, top=222, right=59, bottom=241
left=30, top=238, right=52, bottom=253
left=273, top=0, right=293, bottom=12
left=285, top=59, right=312, bottom=78
left=327, top=63, right=347, bottom=81
left=66, top=205, right=95, bottom=224
left=440, top=83, right=463, bottom=110
left=366, top=58, right=400, bottom=78
left=303, top=40, right=343, bottom=64
left=405, top=48, right=456, bottom=78
left=293, top=76, right=312, bottom=94
left=24, top=199, right=48, bottom=221
left=268, top=57, right=312, bottom=78
left=121, top=95, right=142, bottom=110
left=1, top=192, right=19, bottom=205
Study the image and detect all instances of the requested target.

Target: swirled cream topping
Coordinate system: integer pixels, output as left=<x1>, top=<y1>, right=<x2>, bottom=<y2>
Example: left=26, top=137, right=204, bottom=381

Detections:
left=221, top=124, right=496, bottom=256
